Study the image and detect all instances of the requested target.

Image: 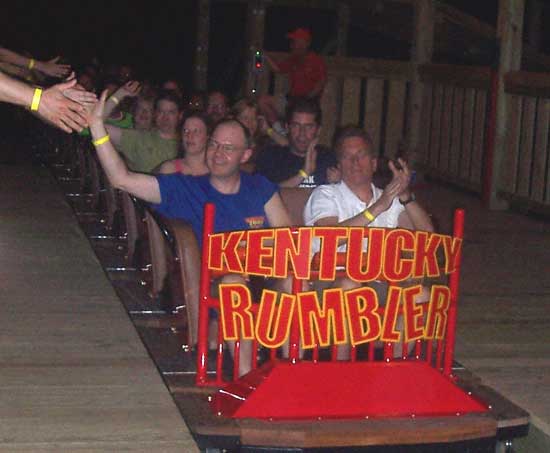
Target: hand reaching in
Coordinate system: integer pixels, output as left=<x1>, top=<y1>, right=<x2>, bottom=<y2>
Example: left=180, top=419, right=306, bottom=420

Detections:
left=119, top=80, right=141, bottom=98
left=61, top=72, right=97, bottom=106
left=39, top=56, right=72, bottom=78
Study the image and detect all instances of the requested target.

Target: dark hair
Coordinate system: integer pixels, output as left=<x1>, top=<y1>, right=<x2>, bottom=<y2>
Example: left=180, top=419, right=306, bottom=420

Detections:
left=183, top=110, right=213, bottom=135
left=230, top=98, right=257, bottom=118
left=155, top=89, right=183, bottom=112
left=208, top=90, right=229, bottom=105
left=286, top=97, right=322, bottom=126
left=333, top=125, right=375, bottom=161
left=179, top=110, right=212, bottom=156
left=213, top=118, right=252, bottom=149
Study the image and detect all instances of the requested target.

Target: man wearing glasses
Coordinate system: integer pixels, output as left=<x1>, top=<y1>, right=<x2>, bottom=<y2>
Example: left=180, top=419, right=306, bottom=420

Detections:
left=255, top=97, right=337, bottom=188
left=86, top=93, right=291, bottom=375
left=85, top=90, right=291, bottom=243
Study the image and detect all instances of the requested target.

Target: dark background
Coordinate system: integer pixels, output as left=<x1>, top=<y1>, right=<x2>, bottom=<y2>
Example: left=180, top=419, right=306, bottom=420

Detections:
left=1, top=0, right=548, bottom=98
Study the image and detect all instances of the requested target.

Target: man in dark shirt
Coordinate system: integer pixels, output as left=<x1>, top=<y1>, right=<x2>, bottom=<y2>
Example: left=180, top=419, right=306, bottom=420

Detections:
left=255, top=97, right=337, bottom=188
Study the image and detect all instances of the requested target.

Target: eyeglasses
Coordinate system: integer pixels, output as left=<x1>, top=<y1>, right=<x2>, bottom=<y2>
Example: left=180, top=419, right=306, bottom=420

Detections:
left=288, top=122, right=318, bottom=133
left=207, top=138, right=243, bottom=153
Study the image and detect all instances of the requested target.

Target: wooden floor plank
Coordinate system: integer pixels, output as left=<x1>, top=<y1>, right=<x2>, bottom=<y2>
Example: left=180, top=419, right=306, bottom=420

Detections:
left=0, top=164, right=198, bottom=452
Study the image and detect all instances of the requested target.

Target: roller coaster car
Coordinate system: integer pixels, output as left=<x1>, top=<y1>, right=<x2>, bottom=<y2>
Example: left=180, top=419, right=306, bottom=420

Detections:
left=166, top=189, right=529, bottom=452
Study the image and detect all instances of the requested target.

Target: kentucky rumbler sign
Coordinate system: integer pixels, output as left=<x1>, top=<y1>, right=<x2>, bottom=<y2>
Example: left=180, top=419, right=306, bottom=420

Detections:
left=205, top=226, right=462, bottom=349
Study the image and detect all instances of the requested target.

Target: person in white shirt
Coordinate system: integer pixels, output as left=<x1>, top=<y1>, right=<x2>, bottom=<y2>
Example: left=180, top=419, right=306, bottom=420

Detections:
left=304, top=126, right=434, bottom=358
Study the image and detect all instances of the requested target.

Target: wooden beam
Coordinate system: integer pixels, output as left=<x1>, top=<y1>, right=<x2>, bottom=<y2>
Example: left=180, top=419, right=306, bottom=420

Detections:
left=505, top=70, right=550, bottom=98
left=266, top=52, right=413, bottom=80
left=194, top=0, right=210, bottom=91
left=489, top=0, right=526, bottom=209
left=243, top=0, right=267, bottom=97
left=336, top=2, right=350, bottom=56
left=418, top=64, right=492, bottom=90
left=407, top=0, right=434, bottom=163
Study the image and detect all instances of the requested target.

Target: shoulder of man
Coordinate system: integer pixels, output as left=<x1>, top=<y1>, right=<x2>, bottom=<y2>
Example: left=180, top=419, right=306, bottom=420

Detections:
left=241, top=171, right=276, bottom=189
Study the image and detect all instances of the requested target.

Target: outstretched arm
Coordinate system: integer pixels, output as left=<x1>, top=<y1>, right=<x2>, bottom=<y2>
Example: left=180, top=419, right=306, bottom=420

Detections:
left=0, top=47, right=71, bottom=78
left=0, top=71, right=95, bottom=133
left=86, top=90, right=161, bottom=203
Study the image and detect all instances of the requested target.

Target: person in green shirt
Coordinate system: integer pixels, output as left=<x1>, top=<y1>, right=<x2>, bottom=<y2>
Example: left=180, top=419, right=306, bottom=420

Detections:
left=101, top=83, right=182, bottom=173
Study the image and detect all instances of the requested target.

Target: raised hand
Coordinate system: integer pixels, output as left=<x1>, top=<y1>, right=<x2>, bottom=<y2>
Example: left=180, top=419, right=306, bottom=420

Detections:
left=62, top=72, right=97, bottom=106
left=389, top=158, right=412, bottom=199
left=119, top=80, right=141, bottom=97
left=303, top=138, right=318, bottom=176
left=40, top=56, right=72, bottom=78
left=84, top=89, right=108, bottom=127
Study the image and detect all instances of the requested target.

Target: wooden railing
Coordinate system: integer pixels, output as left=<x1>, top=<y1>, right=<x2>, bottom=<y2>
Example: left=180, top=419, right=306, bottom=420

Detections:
left=500, top=71, right=550, bottom=209
left=417, top=63, right=492, bottom=193
left=258, top=55, right=550, bottom=212
left=260, top=52, right=413, bottom=157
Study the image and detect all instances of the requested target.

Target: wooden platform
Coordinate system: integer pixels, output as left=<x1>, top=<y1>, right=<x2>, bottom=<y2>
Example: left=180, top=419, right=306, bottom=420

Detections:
left=0, top=163, right=198, bottom=452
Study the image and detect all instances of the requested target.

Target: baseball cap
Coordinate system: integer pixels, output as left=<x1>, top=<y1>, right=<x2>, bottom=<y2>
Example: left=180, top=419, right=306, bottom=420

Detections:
left=286, top=28, right=312, bottom=41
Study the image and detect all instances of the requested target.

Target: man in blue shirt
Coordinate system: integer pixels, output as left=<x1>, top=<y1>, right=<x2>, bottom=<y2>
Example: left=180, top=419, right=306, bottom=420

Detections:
left=86, top=90, right=292, bottom=376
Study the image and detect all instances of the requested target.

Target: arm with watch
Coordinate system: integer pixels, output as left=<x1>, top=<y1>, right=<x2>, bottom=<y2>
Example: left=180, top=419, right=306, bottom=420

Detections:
left=312, top=158, right=433, bottom=232
left=392, top=158, right=433, bottom=232
left=363, top=158, right=432, bottom=232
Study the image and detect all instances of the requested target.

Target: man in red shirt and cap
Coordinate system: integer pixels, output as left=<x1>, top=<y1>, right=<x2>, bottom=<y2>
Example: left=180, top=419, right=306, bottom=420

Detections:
left=259, top=27, right=327, bottom=128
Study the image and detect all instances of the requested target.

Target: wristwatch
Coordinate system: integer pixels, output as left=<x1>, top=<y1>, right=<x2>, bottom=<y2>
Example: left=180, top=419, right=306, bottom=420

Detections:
left=399, top=193, right=416, bottom=206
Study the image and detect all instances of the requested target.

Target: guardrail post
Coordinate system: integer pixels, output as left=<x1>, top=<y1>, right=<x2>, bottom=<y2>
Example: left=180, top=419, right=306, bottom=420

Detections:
left=487, top=0, right=525, bottom=209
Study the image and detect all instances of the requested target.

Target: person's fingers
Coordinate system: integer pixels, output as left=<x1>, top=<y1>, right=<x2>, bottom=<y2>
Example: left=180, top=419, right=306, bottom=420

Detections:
left=55, top=117, right=73, bottom=133
left=63, top=96, right=86, bottom=113
left=61, top=113, right=85, bottom=132
left=99, top=89, right=109, bottom=104
left=64, top=107, right=88, bottom=127
left=388, top=159, right=399, bottom=176
left=56, top=78, right=78, bottom=91
left=73, top=91, right=98, bottom=103
left=50, top=56, right=61, bottom=63
left=65, top=71, right=76, bottom=82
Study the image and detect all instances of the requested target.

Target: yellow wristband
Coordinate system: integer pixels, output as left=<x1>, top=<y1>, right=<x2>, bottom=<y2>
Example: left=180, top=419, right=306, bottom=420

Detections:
left=363, top=209, right=375, bottom=222
left=109, top=95, right=120, bottom=105
left=28, top=58, right=35, bottom=70
left=93, top=134, right=110, bottom=147
left=298, top=169, right=309, bottom=179
left=30, top=88, right=42, bottom=111
left=267, top=127, right=273, bottom=136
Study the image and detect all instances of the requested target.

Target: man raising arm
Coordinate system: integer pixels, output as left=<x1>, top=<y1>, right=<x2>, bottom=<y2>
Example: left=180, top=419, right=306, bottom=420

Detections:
left=87, top=93, right=291, bottom=374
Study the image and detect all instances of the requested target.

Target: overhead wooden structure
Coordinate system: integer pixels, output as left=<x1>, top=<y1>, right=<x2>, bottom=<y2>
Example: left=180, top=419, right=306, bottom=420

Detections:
left=194, top=0, right=550, bottom=215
